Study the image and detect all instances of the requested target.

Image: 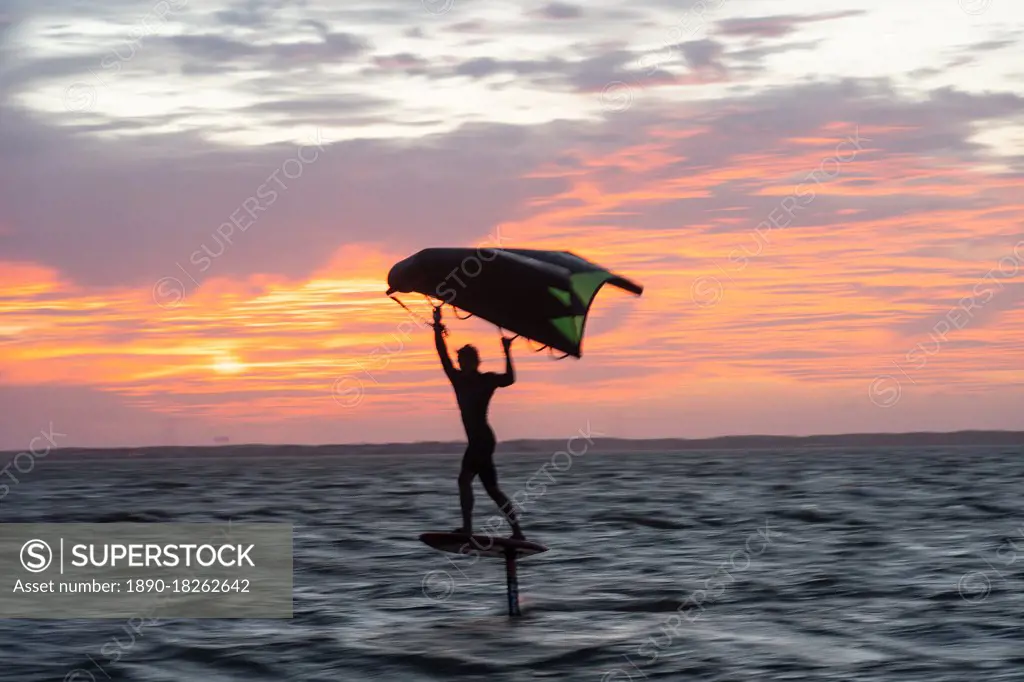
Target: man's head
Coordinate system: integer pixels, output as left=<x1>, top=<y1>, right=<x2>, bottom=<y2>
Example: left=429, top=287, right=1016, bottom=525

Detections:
left=457, top=344, right=480, bottom=372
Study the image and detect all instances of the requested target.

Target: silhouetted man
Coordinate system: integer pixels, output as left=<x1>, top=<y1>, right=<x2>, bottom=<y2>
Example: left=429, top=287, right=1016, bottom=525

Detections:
left=432, top=306, right=524, bottom=539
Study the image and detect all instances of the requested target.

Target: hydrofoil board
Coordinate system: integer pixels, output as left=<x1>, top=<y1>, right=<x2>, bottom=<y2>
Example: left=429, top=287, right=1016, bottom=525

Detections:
left=419, top=532, right=548, bottom=559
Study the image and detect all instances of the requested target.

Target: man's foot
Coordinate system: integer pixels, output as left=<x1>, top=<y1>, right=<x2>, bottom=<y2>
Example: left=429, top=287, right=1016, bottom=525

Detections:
left=452, top=527, right=473, bottom=536
left=510, top=527, right=526, bottom=541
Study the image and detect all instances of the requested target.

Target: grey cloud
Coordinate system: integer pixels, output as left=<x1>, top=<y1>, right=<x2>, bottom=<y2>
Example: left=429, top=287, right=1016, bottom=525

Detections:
left=242, top=94, right=390, bottom=117
left=371, top=52, right=431, bottom=75
left=166, top=31, right=369, bottom=66
left=968, top=38, right=1017, bottom=52
left=4, top=29, right=371, bottom=111
left=168, top=34, right=258, bottom=62
left=453, top=56, right=568, bottom=79
left=565, top=50, right=644, bottom=91
left=538, top=2, right=584, bottom=19
left=447, top=20, right=488, bottom=33
left=716, top=10, right=867, bottom=39
left=689, top=79, right=1024, bottom=155
left=215, top=9, right=269, bottom=29
left=1, top=12, right=26, bottom=115
left=214, top=0, right=291, bottom=29
left=728, top=40, right=821, bottom=65
left=679, top=39, right=725, bottom=70
left=2, top=52, right=105, bottom=94
left=369, top=49, right=665, bottom=94
left=299, top=20, right=331, bottom=37
left=399, top=42, right=729, bottom=93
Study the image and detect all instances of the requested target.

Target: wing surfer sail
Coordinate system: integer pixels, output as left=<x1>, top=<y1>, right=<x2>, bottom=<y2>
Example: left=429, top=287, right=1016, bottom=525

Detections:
left=387, top=247, right=643, bottom=357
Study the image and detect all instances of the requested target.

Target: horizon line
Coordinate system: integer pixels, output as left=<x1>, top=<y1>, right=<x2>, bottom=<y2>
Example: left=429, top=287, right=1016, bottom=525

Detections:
left=6, top=428, right=1024, bottom=455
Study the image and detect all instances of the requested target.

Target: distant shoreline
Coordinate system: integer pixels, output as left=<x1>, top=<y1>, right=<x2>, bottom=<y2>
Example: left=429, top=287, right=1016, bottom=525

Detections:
left=4, top=430, right=1024, bottom=460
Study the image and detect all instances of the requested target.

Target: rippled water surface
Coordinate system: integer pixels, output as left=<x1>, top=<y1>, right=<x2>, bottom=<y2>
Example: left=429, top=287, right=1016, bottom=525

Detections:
left=2, top=446, right=1023, bottom=681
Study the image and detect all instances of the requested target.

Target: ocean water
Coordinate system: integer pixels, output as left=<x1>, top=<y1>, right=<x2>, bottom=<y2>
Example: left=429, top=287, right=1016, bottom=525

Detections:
left=1, top=446, right=1023, bottom=681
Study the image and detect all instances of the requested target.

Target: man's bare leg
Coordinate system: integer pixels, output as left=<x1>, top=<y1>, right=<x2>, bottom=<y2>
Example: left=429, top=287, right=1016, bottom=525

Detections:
left=456, top=468, right=474, bottom=535
left=484, top=482, right=524, bottom=540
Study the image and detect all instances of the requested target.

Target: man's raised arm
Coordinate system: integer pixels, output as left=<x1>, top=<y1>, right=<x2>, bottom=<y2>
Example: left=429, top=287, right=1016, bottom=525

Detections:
left=433, top=307, right=456, bottom=379
left=495, top=336, right=515, bottom=387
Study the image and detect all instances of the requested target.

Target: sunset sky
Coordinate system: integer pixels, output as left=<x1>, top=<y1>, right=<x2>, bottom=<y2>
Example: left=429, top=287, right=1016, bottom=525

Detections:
left=1, top=0, right=1023, bottom=449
